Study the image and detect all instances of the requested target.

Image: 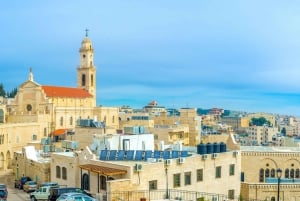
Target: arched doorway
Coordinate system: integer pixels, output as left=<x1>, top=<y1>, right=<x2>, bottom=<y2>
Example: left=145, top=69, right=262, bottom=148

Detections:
left=6, top=151, right=11, bottom=169
left=82, top=173, right=89, bottom=191
left=0, top=152, right=4, bottom=170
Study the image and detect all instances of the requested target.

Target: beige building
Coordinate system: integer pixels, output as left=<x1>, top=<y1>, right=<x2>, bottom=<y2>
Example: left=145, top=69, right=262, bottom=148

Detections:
left=241, top=146, right=300, bottom=201
left=246, top=125, right=278, bottom=146
left=50, top=145, right=241, bottom=201
left=221, top=116, right=249, bottom=134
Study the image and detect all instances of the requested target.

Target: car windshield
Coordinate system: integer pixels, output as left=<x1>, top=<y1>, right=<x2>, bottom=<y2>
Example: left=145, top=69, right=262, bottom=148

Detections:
left=0, top=184, right=6, bottom=189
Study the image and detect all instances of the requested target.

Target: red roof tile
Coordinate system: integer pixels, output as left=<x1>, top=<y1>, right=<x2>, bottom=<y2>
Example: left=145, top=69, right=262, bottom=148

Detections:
left=51, top=129, right=67, bottom=136
left=42, top=86, right=93, bottom=98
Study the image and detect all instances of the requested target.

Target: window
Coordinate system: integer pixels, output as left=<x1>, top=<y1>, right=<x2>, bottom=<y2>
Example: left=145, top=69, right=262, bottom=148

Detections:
left=100, top=175, right=106, bottom=190
left=32, top=134, right=37, bottom=141
left=91, top=74, right=94, bottom=86
left=149, top=180, right=157, bottom=190
left=228, top=189, right=234, bottom=199
left=62, top=167, right=67, bottom=180
left=197, top=169, right=203, bottom=182
left=44, top=128, right=47, bottom=137
left=296, top=169, right=300, bottom=178
left=173, top=173, right=181, bottom=188
left=271, top=169, right=275, bottom=177
left=82, top=74, right=86, bottom=86
left=229, top=164, right=235, bottom=176
left=82, top=173, right=89, bottom=191
left=265, top=168, right=270, bottom=178
left=112, top=116, right=115, bottom=123
left=259, top=168, right=264, bottom=182
left=70, top=117, right=73, bottom=126
left=285, top=169, right=289, bottom=178
left=60, top=117, right=63, bottom=126
left=215, top=166, right=221, bottom=178
left=56, top=166, right=61, bottom=178
left=184, top=172, right=191, bottom=185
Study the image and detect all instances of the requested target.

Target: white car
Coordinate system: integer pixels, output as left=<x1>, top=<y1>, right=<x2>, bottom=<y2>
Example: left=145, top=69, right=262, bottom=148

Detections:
left=56, top=192, right=96, bottom=201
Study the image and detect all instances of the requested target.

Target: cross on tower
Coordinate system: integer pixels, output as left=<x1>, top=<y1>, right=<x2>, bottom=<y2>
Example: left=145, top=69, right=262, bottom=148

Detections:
left=85, top=28, right=89, bottom=37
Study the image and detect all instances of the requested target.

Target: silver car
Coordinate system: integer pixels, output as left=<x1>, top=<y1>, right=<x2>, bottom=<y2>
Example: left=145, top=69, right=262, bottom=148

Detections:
left=56, top=192, right=96, bottom=201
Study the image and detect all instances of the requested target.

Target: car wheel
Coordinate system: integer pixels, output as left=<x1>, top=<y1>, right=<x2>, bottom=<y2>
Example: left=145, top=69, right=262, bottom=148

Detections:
left=30, top=196, right=37, bottom=201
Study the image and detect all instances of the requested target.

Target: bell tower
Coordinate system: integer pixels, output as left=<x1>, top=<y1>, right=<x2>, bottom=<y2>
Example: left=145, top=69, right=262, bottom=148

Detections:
left=77, top=29, right=96, bottom=105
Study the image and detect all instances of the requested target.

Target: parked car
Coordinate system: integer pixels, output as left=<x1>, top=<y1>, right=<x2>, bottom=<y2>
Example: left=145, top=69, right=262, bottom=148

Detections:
left=56, top=192, right=96, bottom=201
left=14, top=176, right=31, bottom=189
left=48, top=187, right=92, bottom=201
left=0, top=189, right=7, bottom=201
left=30, top=186, right=52, bottom=201
left=23, top=181, right=37, bottom=193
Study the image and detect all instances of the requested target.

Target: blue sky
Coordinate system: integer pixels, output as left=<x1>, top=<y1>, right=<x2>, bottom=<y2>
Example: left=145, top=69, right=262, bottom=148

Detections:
left=1, top=1, right=300, bottom=116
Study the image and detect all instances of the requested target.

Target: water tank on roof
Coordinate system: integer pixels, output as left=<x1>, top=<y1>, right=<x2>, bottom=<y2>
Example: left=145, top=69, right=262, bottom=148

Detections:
left=206, top=143, right=213, bottom=154
left=220, top=142, right=226, bottom=152
left=197, top=143, right=207, bottom=155
left=213, top=142, right=220, bottom=153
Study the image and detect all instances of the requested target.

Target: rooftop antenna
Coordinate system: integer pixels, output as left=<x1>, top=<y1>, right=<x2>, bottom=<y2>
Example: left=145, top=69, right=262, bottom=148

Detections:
left=85, top=28, right=89, bottom=37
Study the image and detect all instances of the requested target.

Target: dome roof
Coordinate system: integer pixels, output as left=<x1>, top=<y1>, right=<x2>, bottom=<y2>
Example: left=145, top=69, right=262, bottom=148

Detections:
left=80, top=37, right=93, bottom=51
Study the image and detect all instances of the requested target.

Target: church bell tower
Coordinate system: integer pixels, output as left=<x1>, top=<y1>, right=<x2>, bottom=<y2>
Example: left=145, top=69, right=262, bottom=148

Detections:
left=77, top=29, right=96, bottom=105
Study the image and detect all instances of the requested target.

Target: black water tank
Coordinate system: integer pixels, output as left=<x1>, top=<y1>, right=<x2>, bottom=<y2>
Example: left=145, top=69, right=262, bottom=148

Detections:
left=220, top=142, right=226, bottom=152
left=213, top=142, right=220, bottom=153
left=197, top=143, right=207, bottom=155
left=206, top=143, right=213, bottom=154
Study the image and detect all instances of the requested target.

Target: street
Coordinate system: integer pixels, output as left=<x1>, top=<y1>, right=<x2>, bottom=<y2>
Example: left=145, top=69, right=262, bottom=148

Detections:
left=0, top=169, right=30, bottom=201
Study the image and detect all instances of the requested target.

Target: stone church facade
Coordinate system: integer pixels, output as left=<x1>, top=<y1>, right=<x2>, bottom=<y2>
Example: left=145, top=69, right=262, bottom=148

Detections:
left=0, top=34, right=119, bottom=170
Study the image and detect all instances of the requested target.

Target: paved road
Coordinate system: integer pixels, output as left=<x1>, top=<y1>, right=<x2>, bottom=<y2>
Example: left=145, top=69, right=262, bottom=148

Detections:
left=0, top=169, right=30, bottom=201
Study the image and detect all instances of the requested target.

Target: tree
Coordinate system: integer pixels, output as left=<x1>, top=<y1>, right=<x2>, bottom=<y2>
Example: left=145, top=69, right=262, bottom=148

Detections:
left=0, top=83, right=5, bottom=97
left=7, top=87, right=18, bottom=98
left=250, top=117, right=271, bottom=126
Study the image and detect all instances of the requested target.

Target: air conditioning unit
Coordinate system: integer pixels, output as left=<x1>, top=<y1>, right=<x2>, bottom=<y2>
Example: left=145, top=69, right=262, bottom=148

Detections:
left=202, top=154, right=208, bottom=160
left=212, top=153, right=219, bottom=159
left=178, top=157, right=185, bottom=164
left=233, top=151, right=239, bottom=157
left=165, top=159, right=172, bottom=166
left=135, top=163, right=143, bottom=172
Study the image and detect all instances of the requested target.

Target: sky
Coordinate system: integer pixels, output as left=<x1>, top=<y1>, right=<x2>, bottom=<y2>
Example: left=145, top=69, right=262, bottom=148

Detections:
left=1, top=1, right=300, bottom=117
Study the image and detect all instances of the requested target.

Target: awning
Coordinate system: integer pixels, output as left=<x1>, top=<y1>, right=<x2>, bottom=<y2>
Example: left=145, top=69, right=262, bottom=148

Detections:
left=79, top=164, right=127, bottom=176
left=51, top=129, right=68, bottom=136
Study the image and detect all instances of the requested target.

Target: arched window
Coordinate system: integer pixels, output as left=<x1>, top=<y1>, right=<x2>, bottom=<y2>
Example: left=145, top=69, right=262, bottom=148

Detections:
left=100, top=175, right=106, bottom=190
left=296, top=169, right=300, bottom=178
left=62, top=167, right=67, bottom=180
left=290, top=169, right=295, bottom=179
left=259, top=169, right=264, bottom=182
left=104, top=116, right=106, bottom=123
left=91, top=74, right=94, bottom=86
left=82, top=74, right=86, bottom=86
left=285, top=169, right=290, bottom=178
left=60, top=117, right=63, bottom=126
left=56, top=166, right=61, bottom=178
left=271, top=197, right=275, bottom=201
left=112, top=116, right=115, bottom=123
left=0, top=109, right=4, bottom=123
left=265, top=168, right=270, bottom=178
left=82, top=173, right=89, bottom=191
left=271, top=169, right=275, bottom=177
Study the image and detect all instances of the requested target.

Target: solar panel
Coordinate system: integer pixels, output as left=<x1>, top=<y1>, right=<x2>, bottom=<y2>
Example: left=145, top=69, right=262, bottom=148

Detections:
left=117, top=150, right=125, bottom=160
left=126, top=150, right=135, bottom=160
left=108, top=150, right=117, bottom=160
left=100, top=150, right=108, bottom=160
left=172, top=150, right=179, bottom=158
left=135, top=150, right=143, bottom=160
left=163, top=151, right=171, bottom=159
left=180, top=150, right=188, bottom=157
left=144, top=150, right=153, bottom=160
left=153, top=150, right=162, bottom=159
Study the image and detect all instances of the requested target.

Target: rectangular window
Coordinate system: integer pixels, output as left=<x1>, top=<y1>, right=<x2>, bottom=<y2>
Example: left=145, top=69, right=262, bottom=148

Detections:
left=228, top=189, right=235, bottom=199
left=216, top=166, right=221, bottom=178
left=184, top=172, right=191, bottom=185
left=197, top=169, right=203, bottom=182
left=149, top=180, right=157, bottom=190
left=173, top=173, right=181, bottom=188
left=229, top=164, right=235, bottom=176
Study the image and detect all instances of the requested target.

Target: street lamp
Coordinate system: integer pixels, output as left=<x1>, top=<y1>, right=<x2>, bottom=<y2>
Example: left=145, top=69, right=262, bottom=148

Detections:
left=276, top=168, right=282, bottom=201
left=165, top=161, right=169, bottom=199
